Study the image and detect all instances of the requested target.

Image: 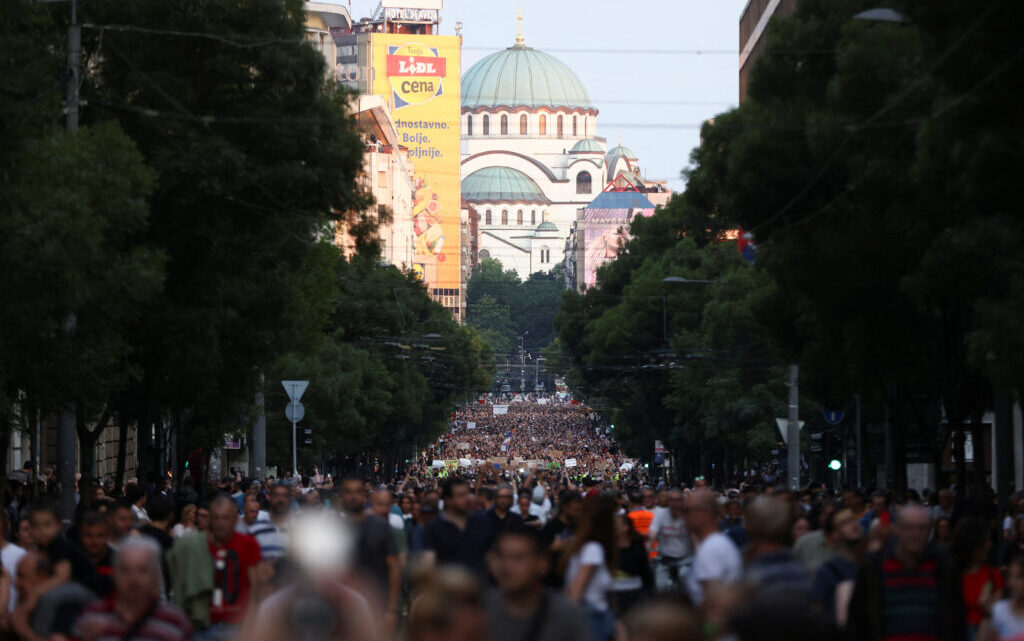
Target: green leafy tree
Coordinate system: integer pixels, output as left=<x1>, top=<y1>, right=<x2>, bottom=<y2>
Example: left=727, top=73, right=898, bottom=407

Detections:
left=80, top=0, right=368, bottom=480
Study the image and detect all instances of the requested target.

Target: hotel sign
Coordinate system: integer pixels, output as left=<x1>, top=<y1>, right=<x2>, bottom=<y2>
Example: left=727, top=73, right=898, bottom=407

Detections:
left=385, top=8, right=439, bottom=22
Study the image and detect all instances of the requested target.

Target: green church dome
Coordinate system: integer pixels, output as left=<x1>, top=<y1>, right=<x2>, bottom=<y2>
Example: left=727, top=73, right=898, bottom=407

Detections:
left=570, top=138, right=603, bottom=153
left=462, top=167, right=550, bottom=204
left=462, top=44, right=594, bottom=112
left=606, top=143, right=637, bottom=162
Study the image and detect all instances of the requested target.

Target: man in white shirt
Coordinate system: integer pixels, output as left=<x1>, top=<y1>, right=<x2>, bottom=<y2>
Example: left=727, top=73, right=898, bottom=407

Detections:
left=683, top=489, right=742, bottom=607
left=649, top=489, right=693, bottom=590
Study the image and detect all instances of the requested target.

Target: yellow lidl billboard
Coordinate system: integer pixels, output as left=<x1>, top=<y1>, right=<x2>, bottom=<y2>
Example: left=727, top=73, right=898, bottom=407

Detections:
left=371, top=34, right=461, bottom=305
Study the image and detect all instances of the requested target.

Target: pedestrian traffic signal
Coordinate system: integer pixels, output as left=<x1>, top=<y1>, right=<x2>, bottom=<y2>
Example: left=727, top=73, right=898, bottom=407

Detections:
left=829, top=459, right=842, bottom=471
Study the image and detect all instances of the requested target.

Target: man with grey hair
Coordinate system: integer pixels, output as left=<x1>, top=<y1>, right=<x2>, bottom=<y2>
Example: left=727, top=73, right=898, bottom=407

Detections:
left=683, top=489, right=741, bottom=606
left=847, top=503, right=965, bottom=641
left=743, top=496, right=812, bottom=598
left=73, top=536, right=193, bottom=641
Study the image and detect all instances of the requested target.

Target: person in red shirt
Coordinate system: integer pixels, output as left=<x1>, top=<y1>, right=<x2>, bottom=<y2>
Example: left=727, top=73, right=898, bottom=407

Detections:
left=952, top=517, right=1004, bottom=636
left=201, top=495, right=266, bottom=641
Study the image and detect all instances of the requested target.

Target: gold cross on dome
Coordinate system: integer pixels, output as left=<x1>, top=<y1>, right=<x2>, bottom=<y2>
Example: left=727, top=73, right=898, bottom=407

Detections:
left=516, top=8, right=524, bottom=45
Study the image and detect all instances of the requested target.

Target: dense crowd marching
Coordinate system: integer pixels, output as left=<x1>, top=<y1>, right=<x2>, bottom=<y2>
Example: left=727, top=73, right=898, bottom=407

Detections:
left=0, top=396, right=1022, bottom=640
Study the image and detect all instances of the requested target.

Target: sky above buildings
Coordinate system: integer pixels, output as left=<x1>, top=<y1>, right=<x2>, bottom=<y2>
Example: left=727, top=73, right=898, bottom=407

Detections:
left=346, top=0, right=748, bottom=192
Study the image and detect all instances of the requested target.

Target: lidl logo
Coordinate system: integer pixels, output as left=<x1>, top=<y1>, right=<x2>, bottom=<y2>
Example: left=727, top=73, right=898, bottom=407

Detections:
left=386, top=43, right=446, bottom=109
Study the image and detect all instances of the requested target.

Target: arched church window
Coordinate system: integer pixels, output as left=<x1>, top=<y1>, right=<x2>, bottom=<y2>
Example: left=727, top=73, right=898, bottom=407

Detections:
left=540, top=246, right=550, bottom=264
left=520, top=114, right=527, bottom=135
left=576, top=171, right=592, bottom=194
left=572, top=116, right=577, bottom=137
left=483, top=115, right=490, bottom=135
left=501, top=210, right=508, bottom=225
left=539, top=115, right=546, bottom=136
left=517, top=210, right=523, bottom=225
left=584, top=118, right=588, bottom=137
left=479, top=249, right=491, bottom=259
left=500, top=114, right=508, bottom=135
left=557, top=115, right=563, bottom=138
left=467, top=115, right=473, bottom=136
left=485, top=210, right=492, bottom=225
left=531, top=210, right=536, bottom=225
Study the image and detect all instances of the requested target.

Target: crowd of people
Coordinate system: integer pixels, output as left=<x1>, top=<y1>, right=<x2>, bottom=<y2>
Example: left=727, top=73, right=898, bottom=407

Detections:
left=0, top=397, right=1022, bottom=641
left=436, top=397, right=622, bottom=474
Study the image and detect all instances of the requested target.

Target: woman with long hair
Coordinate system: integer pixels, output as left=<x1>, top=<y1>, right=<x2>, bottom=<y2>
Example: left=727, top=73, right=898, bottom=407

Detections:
left=171, top=503, right=197, bottom=538
left=953, top=518, right=1004, bottom=639
left=612, top=512, right=653, bottom=617
left=562, top=495, right=618, bottom=641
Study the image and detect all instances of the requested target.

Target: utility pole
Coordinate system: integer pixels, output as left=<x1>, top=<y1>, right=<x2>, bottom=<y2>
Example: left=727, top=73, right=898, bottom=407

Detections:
left=57, top=0, right=81, bottom=526
left=786, top=364, right=800, bottom=491
left=855, top=394, right=862, bottom=488
left=252, top=378, right=266, bottom=481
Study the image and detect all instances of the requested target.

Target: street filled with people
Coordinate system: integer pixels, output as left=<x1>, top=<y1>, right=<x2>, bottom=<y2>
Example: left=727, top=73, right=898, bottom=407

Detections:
left=2, top=396, right=1022, bottom=640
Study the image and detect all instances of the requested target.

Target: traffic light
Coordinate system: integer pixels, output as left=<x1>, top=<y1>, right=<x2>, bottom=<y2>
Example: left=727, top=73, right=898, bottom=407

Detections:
left=829, top=459, right=842, bottom=471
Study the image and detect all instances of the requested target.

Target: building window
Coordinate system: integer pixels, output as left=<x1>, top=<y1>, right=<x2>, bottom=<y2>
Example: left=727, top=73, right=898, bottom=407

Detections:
left=485, top=209, right=492, bottom=225
left=483, top=115, right=490, bottom=135
left=501, top=210, right=508, bottom=225
left=584, top=118, right=587, bottom=137
left=517, top=210, right=523, bottom=225
left=540, top=246, right=550, bottom=264
left=520, top=114, right=527, bottom=135
left=572, top=116, right=577, bottom=137
left=531, top=210, right=536, bottom=225
left=500, top=114, right=508, bottom=135
left=539, top=115, right=546, bottom=136
left=378, top=170, right=387, bottom=188
left=479, top=249, right=490, bottom=259
left=467, top=115, right=473, bottom=136
left=557, top=115, right=563, bottom=138
left=576, top=171, right=592, bottom=194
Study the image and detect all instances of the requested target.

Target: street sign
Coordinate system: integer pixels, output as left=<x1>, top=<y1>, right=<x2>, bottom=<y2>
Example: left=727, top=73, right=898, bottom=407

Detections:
left=775, top=419, right=805, bottom=446
left=304, top=429, right=312, bottom=435
left=282, top=380, right=309, bottom=403
left=823, top=409, right=844, bottom=425
left=285, top=401, right=305, bottom=422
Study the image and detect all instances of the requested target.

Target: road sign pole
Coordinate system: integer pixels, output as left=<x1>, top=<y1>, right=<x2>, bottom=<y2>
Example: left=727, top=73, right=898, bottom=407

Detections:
left=787, top=364, right=800, bottom=491
left=291, top=413, right=297, bottom=479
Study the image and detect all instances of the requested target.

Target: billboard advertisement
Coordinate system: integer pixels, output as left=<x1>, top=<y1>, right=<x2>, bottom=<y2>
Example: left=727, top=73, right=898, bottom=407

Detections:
left=371, top=35, right=461, bottom=302
left=583, top=191, right=656, bottom=288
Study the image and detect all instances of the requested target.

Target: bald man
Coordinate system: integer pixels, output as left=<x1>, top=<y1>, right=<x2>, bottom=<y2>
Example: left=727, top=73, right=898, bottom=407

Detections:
left=847, top=504, right=965, bottom=641
left=683, top=489, right=741, bottom=606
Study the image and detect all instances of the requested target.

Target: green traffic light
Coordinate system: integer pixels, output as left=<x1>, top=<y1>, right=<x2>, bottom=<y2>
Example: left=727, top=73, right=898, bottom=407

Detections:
left=829, top=459, right=842, bottom=471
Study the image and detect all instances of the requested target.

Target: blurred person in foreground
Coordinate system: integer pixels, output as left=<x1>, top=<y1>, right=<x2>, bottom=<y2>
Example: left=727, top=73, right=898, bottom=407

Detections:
left=409, top=567, right=490, bottom=641
left=72, top=536, right=192, bottom=641
left=234, top=510, right=378, bottom=641
left=811, top=508, right=864, bottom=629
left=485, top=529, right=589, bottom=641
left=9, top=551, right=94, bottom=640
left=562, top=495, right=618, bottom=641
left=848, top=503, right=965, bottom=641
left=978, top=555, right=1024, bottom=641
left=952, top=518, right=1003, bottom=639
left=623, top=598, right=702, bottom=641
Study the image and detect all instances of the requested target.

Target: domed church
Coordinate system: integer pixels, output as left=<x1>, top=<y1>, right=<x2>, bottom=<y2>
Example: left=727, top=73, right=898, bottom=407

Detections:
left=461, top=20, right=608, bottom=280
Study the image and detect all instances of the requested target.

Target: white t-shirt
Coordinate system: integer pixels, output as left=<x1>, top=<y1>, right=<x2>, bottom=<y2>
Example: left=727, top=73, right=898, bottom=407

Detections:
left=510, top=502, right=547, bottom=524
left=1, top=544, right=27, bottom=612
left=687, top=532, right=742, bottom=605
left=650, top=510, right=692, bottom=559
left=565, top=541, right=614, bottom=612
left=992, top=600, right=1024, bottom=641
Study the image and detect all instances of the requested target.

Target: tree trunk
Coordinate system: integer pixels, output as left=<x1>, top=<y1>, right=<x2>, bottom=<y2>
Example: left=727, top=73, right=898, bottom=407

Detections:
left=970, top=412, right=990, bottom=520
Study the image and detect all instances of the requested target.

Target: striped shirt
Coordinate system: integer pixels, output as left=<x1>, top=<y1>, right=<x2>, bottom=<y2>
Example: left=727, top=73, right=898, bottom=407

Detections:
left=247, top=519, right=289, bottom=560
left=72, top=595, right=193, bottom=641
left=880, top=557, right=940, bottom=641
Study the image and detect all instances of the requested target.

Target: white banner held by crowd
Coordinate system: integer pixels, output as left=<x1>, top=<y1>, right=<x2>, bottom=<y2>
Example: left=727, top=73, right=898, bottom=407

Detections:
left=565, top=458, right=578, bottom=468
left=493, top=405, right=509, bottom=416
